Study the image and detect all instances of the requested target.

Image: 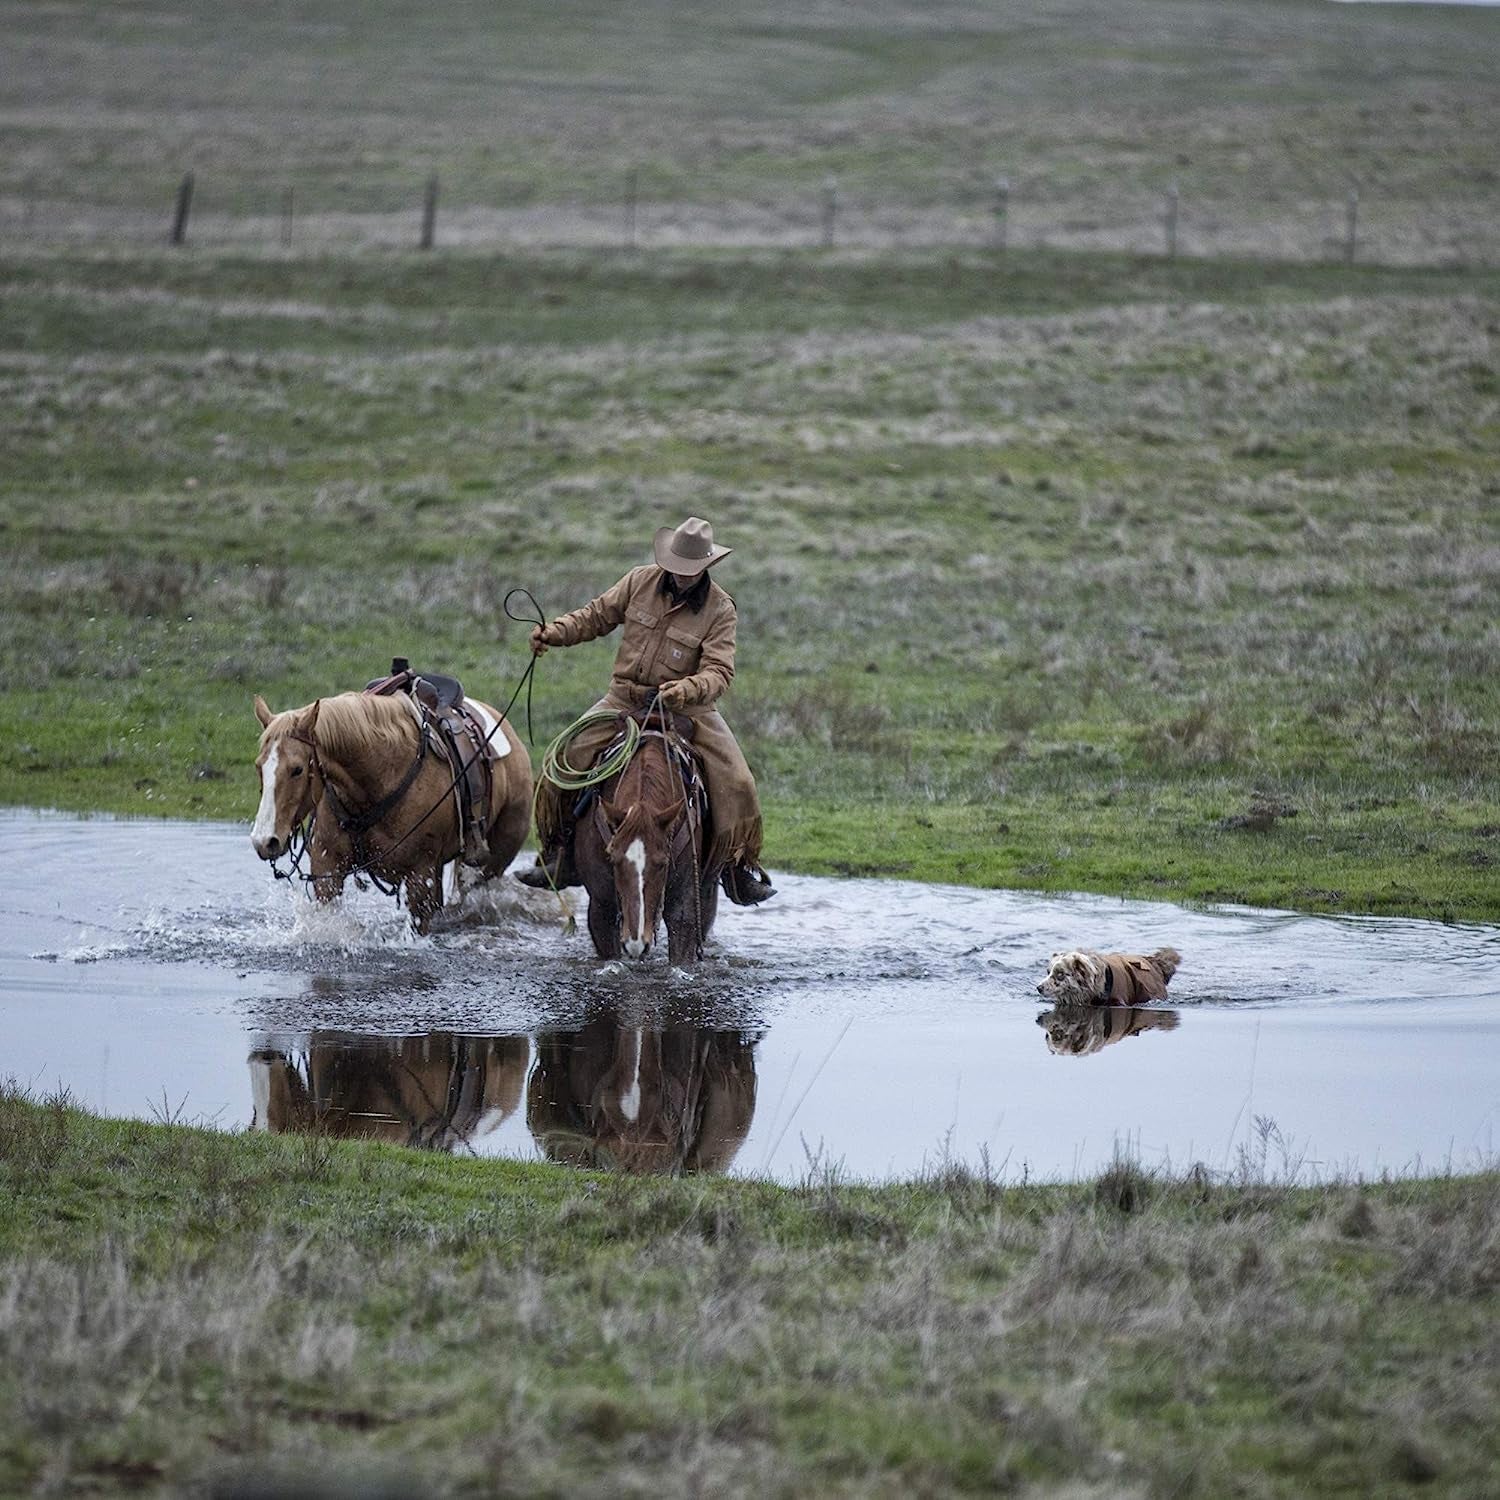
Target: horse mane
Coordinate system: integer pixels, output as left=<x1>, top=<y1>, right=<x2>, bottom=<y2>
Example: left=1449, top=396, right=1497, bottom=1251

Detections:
left=614, top=735, right=680, bottom=829
left=308, top=691, right=421, bottom=766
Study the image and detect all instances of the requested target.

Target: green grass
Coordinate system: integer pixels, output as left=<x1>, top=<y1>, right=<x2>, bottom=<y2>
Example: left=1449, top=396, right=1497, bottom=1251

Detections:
left=2, top=246, right=1498, bottom=918
left=2, top=1087, right=1496, bottom=1498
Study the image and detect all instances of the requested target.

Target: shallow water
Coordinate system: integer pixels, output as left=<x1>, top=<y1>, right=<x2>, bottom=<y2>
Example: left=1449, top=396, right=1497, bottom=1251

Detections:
left=3, top=808, right=1497, bottom=1182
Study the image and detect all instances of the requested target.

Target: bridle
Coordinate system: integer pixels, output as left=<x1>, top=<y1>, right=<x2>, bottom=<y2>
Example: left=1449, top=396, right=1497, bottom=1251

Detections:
left=265, top=722, right=432, bottom=897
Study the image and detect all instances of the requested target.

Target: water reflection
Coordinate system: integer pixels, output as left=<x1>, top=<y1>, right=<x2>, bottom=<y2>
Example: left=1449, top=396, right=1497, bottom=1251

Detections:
left=528, top=1017, right=758, bottom=1175
left=1037, top=1004, right=1181, bottom=1057
left=250, top=1033, right=529, bottom=1149
left=249, top=1013, right=761, bottom=1172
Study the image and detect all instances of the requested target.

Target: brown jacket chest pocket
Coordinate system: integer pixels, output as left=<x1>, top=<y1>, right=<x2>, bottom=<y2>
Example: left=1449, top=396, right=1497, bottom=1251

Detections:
left=662, top=625, right=703, bottom=677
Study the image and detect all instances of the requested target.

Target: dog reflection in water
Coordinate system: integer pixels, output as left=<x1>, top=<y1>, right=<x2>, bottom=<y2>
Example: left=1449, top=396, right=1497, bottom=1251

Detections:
left=1037, top=1004, right=1180, bottom=1057
left=528, top=1017, right=758, bottom=1176
left=250, top=1033, right=529, bottom=1151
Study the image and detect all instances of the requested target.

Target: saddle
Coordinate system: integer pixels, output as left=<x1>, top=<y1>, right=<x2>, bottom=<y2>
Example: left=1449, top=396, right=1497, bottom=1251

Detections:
left=364, top=658, right=498, bottom=863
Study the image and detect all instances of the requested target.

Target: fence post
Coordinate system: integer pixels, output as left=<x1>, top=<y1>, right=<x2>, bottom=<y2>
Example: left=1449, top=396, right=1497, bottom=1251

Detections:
left=281, top=186, right=294, bottom=248
left=1165, top=182, right=1179, bottom=259
left=993, top=175, right=1009, bottom=249
left=821, top=174, right=837, bottom=248
left=1344, top=188, right=1359, bottom=266
left=170, top=172, right=194, bottom=246
left=625, top=167, right=638, bottom=249
left=420, top=174, right=438, bottom=250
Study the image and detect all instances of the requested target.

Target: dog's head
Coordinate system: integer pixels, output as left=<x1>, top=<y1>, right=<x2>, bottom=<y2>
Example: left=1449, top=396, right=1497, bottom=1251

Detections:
left=1038, top=950, right=1105, bottom=1002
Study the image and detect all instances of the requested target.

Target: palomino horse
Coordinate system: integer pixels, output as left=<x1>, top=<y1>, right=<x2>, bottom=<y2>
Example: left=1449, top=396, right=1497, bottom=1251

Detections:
left=250, top=1031, right=529, bottom=1151
left=251, top=690, right=532, bottom=931
left=528, top=1012, right=758, bottom=1175
left=574, top=726, right=716, bottom=963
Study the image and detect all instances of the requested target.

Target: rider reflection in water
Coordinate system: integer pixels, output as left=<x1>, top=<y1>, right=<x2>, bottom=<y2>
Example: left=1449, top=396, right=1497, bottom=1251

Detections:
left=519, top=516, right=775, bottom=906
left=528, top=1017, right=759, bottom=1176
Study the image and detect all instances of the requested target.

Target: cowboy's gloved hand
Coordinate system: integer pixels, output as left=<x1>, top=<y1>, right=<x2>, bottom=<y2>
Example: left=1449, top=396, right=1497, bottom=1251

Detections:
left=530, top=624, right=557, bottom=656
left=655, top=679, right=691, bottom=711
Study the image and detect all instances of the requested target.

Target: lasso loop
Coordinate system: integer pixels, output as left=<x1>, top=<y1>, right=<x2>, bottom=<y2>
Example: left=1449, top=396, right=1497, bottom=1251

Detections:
left=539, top=709, right=642, bottom=794
left=501, top=587, right=549, bottom=747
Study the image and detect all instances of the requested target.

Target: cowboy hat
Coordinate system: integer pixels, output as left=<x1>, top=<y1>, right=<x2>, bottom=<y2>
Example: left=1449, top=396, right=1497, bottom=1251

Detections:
left=654, top=516, right=731, bottom=576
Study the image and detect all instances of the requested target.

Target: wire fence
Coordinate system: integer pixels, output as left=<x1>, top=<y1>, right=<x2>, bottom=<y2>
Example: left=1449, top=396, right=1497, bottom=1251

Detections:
left=3, top=170, right=1495, bottom=269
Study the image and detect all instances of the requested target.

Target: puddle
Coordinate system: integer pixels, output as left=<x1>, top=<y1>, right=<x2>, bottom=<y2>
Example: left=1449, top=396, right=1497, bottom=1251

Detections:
left=2, top=808, right=1498, bottom=1182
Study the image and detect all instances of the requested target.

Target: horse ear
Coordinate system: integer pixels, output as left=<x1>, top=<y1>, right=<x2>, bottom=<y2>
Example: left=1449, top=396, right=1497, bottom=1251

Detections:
left=303, top=698, right=321, bottom=734
left=656, top=798, right=685, bottom=828
left=253, top=694, right=273, bottom=727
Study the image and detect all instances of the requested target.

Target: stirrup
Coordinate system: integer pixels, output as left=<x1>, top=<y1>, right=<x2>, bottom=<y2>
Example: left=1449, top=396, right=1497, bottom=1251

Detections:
left=722, top=861, right=776, bottom=906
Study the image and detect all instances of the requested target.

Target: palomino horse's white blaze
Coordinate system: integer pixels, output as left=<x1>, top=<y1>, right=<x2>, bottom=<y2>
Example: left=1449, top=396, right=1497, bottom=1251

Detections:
left=618, top=1027, right=643, bottom=1122
left=251, top=742, right=281, bottom=853
left=623, top=837, right=648, bottom=957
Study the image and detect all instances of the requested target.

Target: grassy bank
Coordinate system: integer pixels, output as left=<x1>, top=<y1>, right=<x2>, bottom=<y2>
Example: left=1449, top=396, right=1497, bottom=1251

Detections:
left=2, top=246, right=1498, bottom=919
left=2, top=1088, right=1496, bottom=1497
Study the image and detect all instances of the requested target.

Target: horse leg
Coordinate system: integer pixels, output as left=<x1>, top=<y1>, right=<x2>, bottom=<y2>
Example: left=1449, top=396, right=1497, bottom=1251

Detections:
left=308, top=839, right=347, bottom=905
left=586, top=885, right=621, bottom=958
left=665, top=868, right=705, bottom=965
left=404, top=862, right=445, bottom=935
left=698, top=870, right=720, bottom=945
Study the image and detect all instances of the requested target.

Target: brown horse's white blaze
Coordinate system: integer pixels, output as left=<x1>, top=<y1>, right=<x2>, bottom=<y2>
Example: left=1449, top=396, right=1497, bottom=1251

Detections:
left=601, top=797, right=683, bottom=960
left=251, top=694, right=319, bottom=861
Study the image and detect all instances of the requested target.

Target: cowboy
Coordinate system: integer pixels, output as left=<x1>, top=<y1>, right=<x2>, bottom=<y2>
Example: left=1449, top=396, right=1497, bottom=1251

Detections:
left=517, top=517, right=775, bottom=905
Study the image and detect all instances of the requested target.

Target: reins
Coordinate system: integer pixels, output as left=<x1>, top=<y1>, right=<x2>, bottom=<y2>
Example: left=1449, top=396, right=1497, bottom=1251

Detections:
left=270, top=588, right=550, bottom=892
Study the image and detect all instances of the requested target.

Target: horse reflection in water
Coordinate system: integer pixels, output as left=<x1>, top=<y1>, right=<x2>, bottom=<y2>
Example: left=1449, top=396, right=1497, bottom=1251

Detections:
left=528, top=1016, right=758, bottom=1175
left=250, top=1033, right=529, bottom=1151
left=1037, top=1004, right=1180, bottom=1057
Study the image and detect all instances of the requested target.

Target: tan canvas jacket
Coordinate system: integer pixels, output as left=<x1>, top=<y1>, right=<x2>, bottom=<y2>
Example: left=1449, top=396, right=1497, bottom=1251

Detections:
left=547, top=565, right=736, bottom=708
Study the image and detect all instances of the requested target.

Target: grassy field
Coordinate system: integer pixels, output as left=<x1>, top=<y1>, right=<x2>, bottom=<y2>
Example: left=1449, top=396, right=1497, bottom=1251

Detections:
left=2, top=1086, right=1497, bottom=1498
left=2, top=245, right=1498, bottom=918
left=2, top=0, right=1499, bottom=261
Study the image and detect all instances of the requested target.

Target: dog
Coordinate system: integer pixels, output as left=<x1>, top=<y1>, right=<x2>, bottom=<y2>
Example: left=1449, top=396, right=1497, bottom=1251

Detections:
left=1037, top=947, right=1181, bottom=1006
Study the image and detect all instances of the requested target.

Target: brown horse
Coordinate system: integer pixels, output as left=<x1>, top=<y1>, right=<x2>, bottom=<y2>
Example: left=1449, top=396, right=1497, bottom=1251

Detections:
left=251, top=690, right=532, bottom=931
left=573, top=729, right=716, bottom=963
